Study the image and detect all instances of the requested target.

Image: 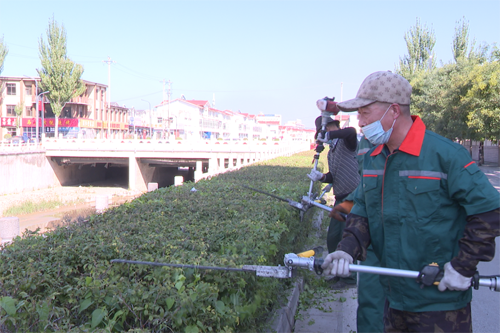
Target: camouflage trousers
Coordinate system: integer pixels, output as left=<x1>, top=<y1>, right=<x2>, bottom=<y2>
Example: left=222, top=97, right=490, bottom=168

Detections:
left=383, top=300, right=472, bottom=332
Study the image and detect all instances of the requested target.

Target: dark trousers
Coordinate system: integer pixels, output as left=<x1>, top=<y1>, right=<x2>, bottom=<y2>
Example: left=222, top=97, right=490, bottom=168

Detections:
left=383, top=300, right=472, bottom=332
left=326, top=193, right=348, bottom=253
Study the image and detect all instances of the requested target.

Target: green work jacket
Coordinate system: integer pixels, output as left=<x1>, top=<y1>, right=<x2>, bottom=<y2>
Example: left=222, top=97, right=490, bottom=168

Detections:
left=351, top=116, right=500, bottom=312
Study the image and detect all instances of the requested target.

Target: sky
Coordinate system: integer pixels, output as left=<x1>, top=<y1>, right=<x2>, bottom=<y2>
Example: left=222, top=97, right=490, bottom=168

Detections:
left=1, top=0, right=499, bottom=129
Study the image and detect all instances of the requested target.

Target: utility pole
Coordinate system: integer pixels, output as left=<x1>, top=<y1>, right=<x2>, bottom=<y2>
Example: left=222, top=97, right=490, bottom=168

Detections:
left=161, top=79, right=167, bottom=139
left=103, top=56, right=115, bottom=138
left=168, top=80, right=171, bottom=140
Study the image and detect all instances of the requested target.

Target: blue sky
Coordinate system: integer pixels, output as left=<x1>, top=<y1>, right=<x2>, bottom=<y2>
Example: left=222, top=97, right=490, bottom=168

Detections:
left=1, top=0, right=499, bottom=128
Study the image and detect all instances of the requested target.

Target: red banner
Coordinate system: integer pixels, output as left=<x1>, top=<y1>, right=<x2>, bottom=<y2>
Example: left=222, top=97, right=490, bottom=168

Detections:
left=1, top=117, right=17, bottom=127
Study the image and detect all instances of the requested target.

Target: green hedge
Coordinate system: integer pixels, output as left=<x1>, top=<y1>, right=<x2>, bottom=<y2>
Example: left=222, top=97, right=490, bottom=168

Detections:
left=0, top=150, right=325, bottom=332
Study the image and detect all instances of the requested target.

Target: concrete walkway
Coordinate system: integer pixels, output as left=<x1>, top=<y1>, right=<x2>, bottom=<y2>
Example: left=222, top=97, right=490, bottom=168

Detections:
left=291, top=163, right=500, bottom=333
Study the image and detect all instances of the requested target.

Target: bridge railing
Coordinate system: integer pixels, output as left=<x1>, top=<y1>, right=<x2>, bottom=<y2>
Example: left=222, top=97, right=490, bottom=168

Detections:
left=0, top=141, right=43, bottom=153
left=41, top=138, right=311, bottom=155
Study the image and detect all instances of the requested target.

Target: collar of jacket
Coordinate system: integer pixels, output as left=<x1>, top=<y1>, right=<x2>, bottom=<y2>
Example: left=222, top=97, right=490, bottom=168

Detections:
left=370, top=115, right=426, bottom=157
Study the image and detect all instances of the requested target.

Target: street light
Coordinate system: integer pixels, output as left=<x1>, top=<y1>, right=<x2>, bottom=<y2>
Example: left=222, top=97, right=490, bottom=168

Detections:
left=38, top=91, right=49, bottom=141
left=141, top=99, right=153, bottom=139
left=37, top=91, right=50, bottom=140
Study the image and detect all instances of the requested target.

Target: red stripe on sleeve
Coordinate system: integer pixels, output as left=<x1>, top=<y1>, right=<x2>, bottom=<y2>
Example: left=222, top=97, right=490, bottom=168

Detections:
left=464, top=161, right=475, bottom=168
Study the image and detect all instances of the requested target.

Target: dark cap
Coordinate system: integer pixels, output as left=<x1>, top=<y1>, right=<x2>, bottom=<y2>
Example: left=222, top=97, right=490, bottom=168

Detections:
left=315, top=116, right=337, bottom=132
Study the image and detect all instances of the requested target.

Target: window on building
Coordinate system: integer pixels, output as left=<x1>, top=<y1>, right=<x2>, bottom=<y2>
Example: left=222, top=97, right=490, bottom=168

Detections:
left=7, top=83, right=16, bottom=95
left=6, top=127, right=16, bottom=137
left=158, top=117, right=163, bottom=124
left=62, top=107, right=71, bottom=118
left=26, top=106, right=32, bottom=117
left=7, top=105, right=16, bottom=116
left=25, top=85, right=32, bottom=96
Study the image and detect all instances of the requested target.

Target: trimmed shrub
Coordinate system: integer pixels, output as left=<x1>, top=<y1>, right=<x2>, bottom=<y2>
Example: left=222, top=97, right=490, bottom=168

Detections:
left=0, top=150, right=324, bottom=332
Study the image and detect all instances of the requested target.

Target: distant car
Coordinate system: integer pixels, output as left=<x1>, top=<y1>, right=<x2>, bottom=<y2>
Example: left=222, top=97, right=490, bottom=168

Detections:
left=8, top=136, right=26, bottom=145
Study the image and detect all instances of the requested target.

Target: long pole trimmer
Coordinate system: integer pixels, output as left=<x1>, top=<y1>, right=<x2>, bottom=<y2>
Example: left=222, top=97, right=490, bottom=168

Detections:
left=111, top=252, right=499, bottom=292
left=242, top=185, right=346, bottom=219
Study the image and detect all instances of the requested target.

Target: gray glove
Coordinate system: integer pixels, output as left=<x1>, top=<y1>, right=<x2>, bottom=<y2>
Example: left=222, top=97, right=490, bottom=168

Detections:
left=438, top=262, right=471, bottom=292
left=307, top=169, right=325, bottom=182
left=316, top=132, right=329, bottom=143
left=321, top=250, right=353, bottom=277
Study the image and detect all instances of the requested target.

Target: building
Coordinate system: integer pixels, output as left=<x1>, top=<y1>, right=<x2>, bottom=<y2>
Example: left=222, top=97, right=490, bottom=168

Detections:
left=0, top=76, right=130, bottom=140
left=154, top=98, right=269, bottom=141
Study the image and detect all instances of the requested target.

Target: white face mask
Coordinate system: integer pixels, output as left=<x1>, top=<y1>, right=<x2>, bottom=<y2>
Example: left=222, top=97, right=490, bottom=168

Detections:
left=361, top=104, right=396, bottom=145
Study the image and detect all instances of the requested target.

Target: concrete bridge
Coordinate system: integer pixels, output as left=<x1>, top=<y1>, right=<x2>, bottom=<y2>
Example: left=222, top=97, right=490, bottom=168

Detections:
left=1, top=138, right=311, bottom=195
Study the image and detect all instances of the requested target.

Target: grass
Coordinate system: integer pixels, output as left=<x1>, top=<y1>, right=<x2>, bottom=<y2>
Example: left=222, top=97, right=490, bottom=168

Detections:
left=3, top=198, right=84, bottom=216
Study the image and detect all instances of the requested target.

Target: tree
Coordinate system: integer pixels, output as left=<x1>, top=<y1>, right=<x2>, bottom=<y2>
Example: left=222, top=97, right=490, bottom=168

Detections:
left=452, top=17, right=472, bottom=62
left=464, top=60, right=500, bottom=142
left=37, top=17, right=85, bottom=138
left=396, top=18, right=436, bottom=78
left=452, top=17, right=489, bottom=63
left=14, top=102, right=24, bottom=132
left=0, top=35, right=7, bottom=75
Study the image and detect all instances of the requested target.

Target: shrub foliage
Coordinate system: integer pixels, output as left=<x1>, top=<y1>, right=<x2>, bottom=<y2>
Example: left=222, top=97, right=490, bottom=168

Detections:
left=0, top=150, right=324, bottom=332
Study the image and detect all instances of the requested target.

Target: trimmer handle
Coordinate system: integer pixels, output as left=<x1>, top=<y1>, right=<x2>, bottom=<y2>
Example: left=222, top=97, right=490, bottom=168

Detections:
left=314, top=258, right=324, bottom=275
left=416, top=264, right=444, bottom=288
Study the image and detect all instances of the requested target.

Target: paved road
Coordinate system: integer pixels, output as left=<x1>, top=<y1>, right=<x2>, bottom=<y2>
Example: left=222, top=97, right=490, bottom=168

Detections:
left=472, top=164, right=500, bottom=333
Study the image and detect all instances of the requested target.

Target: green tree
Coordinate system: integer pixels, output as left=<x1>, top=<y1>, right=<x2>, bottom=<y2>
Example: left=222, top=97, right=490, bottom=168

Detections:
left=396, top=18, right=436, bottom=78
left=14, top=102, right=24, bottom=131
left=452, top=17, right=489, bottom=63
left=37, top=17, right=85, bottom=138
left=464, top=60, right=500, bottom=142
left=452, top=17, right=472, bottom=62
left=0, top=35, right=7, bottom=75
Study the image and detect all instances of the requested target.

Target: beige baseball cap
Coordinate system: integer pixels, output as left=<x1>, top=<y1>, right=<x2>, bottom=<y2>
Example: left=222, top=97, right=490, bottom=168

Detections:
left=337, top=71, right=412, bottom=111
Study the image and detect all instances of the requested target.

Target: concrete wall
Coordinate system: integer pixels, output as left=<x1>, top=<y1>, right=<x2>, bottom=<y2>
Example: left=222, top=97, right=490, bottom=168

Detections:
left=0, top=152, right=60, bottom=195
left=461, top=143, right=500, bottom=165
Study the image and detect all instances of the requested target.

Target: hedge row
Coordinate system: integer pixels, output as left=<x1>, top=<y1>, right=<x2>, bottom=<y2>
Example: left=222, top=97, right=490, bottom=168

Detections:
left=0, top=150, right=325, bottom=332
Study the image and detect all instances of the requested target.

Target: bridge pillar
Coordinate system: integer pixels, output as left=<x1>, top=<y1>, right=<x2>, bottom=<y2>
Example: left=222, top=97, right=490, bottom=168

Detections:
left=128, top=156, right=137, bottom=191
left=209, top=157, right=218, bottom=175
left=194, top=160, right=203, bottom=181
left=235, top=153, right=242, bottom=169
left=128, top=156, right=152, bottom=192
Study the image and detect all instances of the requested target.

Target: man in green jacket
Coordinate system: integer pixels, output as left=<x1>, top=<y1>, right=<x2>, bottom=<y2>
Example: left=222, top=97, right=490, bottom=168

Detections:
left=322, top=71, right=500, bottom=332
left=331, top=135, right=385, bottom=333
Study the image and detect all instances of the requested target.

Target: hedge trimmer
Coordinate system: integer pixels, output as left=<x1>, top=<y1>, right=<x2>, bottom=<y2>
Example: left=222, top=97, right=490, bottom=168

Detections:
left=241, top=185, right=346, bottom=220
left=111, top=249, right=499, bottom=292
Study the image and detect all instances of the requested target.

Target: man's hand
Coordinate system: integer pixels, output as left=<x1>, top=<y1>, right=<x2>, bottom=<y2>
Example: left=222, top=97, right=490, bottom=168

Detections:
left=329, top=200, right=354, bottom=220
left=316, top=132, right=330, bottom=143
left=321, top=250, right=353, bottom=277
left=438, top=262, right=472, bottom=292
left=307, top=169, right=325, bottom=182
